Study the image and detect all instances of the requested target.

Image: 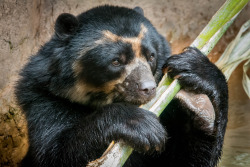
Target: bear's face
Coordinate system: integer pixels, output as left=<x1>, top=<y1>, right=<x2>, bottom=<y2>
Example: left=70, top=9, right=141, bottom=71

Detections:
left=53, top=6, right=170, bottom=107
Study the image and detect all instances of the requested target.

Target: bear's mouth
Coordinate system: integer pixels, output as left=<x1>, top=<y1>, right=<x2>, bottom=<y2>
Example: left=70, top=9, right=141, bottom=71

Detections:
left=114, top=83, right=156, bottom=105
left=111, top=60, right=157, bottom=105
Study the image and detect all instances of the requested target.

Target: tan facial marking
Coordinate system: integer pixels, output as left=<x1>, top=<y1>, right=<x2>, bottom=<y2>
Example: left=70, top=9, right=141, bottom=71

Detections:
left=73, top=23, right=148, bottom=76
left=65, top=79, right=119, bottom=105
left=68, top=57, right=151, bottom=105
left=102, top=24, right=148, bottom=58
left=69, top=24, right=151, bottom=105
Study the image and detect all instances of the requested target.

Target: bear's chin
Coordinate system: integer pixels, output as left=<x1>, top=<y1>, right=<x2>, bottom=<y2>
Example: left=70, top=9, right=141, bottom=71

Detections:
left=113, top=93, right=156, bottom=106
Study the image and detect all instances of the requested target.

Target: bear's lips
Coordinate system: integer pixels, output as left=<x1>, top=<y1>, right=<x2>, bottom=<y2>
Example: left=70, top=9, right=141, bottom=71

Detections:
left=115, top=83, right=156, bottom=105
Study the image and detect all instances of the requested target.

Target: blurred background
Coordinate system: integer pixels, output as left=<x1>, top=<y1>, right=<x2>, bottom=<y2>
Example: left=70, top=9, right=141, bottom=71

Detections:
left=0, top=0, right=249, bottom=166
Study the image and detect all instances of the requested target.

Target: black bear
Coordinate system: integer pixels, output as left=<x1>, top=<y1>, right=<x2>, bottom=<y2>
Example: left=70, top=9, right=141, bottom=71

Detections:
left=15, top=5, right=228, bottom=167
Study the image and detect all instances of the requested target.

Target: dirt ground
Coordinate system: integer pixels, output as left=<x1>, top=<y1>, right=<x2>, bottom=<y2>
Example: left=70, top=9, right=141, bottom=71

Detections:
left=0, top=0, right=249, bottom=166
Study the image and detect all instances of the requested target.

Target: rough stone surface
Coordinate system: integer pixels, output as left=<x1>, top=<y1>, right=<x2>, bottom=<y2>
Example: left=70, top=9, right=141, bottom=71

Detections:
left=0, top=0, right=249, bottom=166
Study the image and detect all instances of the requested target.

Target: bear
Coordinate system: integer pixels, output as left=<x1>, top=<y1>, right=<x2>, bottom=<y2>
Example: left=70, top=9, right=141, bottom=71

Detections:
left=15, top=5, right=228, bottom=167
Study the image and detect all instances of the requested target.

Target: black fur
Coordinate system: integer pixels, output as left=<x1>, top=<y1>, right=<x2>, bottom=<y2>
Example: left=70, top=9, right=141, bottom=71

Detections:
left=15, top=5, right=228, bottom=167
left=55, top=13, right=79, bottom=39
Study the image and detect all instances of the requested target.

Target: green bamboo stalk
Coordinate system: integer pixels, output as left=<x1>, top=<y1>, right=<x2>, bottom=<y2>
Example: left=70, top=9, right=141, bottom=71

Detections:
left=87, top=0, right=250, bottom=166
left=191, top=0, right=249, bottom=49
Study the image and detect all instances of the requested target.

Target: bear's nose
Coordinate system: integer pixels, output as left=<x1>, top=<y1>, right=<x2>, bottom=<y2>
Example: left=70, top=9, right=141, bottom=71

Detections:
left=138, top=81, right=156, bottom=96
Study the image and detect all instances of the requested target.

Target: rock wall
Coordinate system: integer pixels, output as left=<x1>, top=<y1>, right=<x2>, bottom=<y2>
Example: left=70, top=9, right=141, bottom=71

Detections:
left=0, top=0, right=249, bottom=166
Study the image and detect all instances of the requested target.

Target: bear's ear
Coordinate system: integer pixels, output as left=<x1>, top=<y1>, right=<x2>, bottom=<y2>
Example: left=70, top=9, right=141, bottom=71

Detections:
left=133, top=6, right=144, bottom=16
left=55, top=13, right=79, bottom=39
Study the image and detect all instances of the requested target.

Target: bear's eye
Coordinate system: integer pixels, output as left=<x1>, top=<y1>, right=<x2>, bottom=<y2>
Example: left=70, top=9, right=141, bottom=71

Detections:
left=112, top=59, right=121, bottom=67
left=149, top=53, right=155, bottom=62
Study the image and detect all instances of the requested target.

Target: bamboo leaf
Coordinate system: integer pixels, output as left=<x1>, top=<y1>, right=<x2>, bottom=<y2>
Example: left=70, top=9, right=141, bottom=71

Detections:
left=243, top=59, right=250, bottom=98
left=215, top=20, right=250, bottom=98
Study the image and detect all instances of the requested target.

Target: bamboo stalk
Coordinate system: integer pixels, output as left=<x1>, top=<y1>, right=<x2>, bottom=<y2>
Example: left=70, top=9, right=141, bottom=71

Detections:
left=87, top=0, right=250, bottom=166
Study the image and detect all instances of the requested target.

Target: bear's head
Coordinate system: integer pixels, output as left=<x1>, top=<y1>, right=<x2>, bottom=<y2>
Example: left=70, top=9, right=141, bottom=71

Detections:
left=47, top=5, right=171, bottom=107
